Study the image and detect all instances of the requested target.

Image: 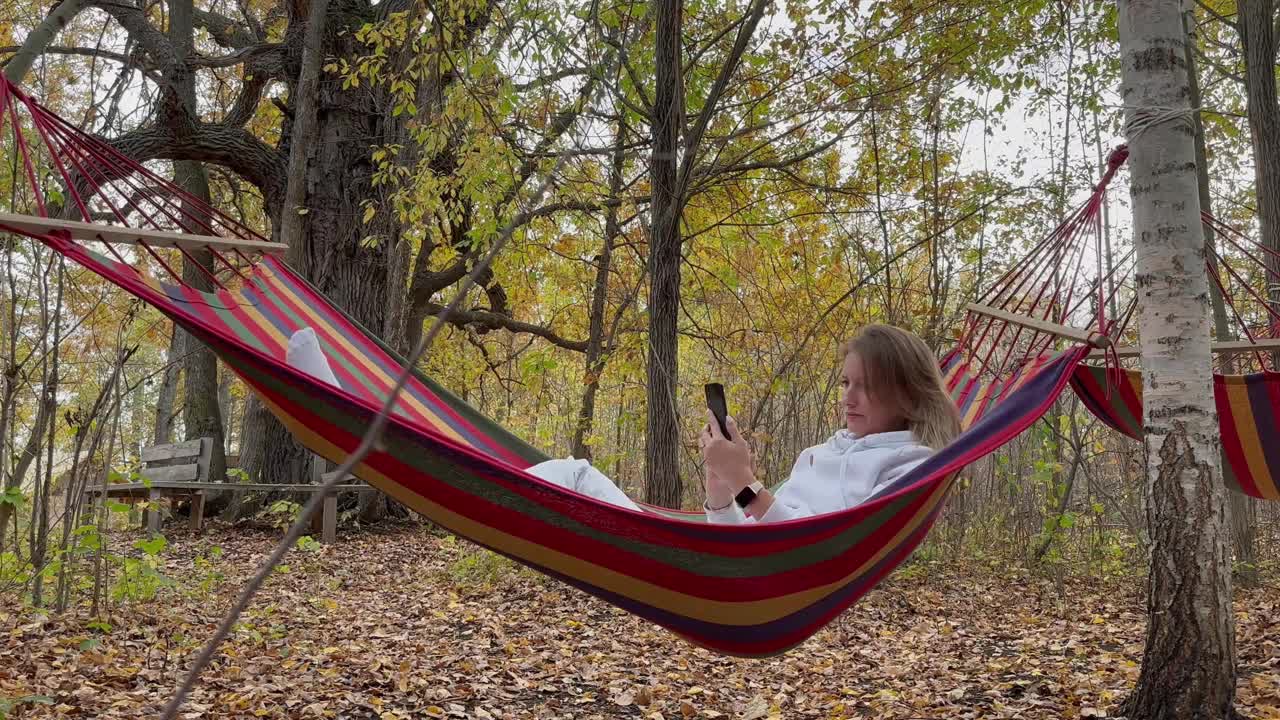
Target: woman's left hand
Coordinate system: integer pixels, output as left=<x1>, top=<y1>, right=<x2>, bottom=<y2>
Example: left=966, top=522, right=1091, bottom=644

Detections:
left=700, top=411, right=754, bottom=491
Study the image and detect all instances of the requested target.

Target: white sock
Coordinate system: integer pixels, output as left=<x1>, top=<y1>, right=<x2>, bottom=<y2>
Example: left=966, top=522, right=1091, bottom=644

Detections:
left=286, top=327, right=340, bottom=387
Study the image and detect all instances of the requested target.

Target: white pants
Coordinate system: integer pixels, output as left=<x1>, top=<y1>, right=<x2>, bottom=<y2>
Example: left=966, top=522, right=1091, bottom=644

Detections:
left=286, top=327, right=640, bottom=511
left=524, top=458, right=641, bottom=511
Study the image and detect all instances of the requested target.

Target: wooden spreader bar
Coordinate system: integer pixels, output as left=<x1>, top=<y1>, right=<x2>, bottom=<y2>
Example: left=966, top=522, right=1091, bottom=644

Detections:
left=0, top=212, right=286, bottom=255
left=1088, top=338, right=1280, bottom=359
left=965, top=302, right=1112, bottom=348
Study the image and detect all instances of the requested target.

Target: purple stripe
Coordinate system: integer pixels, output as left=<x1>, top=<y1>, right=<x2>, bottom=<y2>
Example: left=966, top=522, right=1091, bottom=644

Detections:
left=1244, top=374, right=1280, bottom=481
left=239, top=282, right=297, bottom=340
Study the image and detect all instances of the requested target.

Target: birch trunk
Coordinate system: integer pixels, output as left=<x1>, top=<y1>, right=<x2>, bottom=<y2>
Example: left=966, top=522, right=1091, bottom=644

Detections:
left=1117, top=0, right=1238, bottom=716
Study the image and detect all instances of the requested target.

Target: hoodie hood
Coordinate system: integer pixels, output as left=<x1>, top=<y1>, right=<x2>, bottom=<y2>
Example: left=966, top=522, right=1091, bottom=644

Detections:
left=825, top=428, right=919, bottom=451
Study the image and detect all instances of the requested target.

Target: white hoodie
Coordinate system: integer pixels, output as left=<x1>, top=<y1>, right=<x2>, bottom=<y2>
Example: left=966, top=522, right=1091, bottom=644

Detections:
left=705, top=429, right=933, bottom=524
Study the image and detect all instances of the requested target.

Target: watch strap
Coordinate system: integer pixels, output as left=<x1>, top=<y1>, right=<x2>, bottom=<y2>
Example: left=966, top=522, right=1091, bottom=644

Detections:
left=734, top=480, right=764, bottom=508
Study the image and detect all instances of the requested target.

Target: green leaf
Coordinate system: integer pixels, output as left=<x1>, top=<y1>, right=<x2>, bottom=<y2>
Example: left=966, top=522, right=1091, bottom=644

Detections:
left=0, top=486, right=24, bottom=507
left=134, top=536, right=167, bottom=556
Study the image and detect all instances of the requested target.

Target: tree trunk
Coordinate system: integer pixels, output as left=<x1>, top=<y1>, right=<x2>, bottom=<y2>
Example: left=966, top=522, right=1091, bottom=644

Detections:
left=0, top=392, right=53, bottom=551
left=1186, top=9, right=1260, bottom=589
left=1234, top=0, right=1278, bottom=589
left=170, top=0, right=227, bottom=484
left=644, top=0, right=684, bottom=508
left=154, top=325, right=183, bottom=445
left=238, top=0, right=397, bottom=491
left=1117, top=1, right=1237, bottom=716
left=217, top=367, right=234, bottom=450
left=1239, top=0, right=1280, bottom=258
left=571, top=117, right=626, bottom=461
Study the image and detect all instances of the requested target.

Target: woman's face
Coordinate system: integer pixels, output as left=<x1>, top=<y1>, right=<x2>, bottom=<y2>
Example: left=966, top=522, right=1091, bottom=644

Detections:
left=840, top=351, right=905, bottom=436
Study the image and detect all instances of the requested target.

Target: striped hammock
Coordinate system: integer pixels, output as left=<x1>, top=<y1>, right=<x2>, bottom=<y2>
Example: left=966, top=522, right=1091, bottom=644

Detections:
left=37, top=233, right=1088, bottom=656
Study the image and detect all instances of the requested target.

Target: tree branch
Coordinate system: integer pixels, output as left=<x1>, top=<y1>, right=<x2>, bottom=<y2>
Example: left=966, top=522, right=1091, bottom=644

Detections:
left=0, top=44, right=160, bottom=83
left=674, top=0, right=769, bottom=202
left=109, top=122, right=286, bottom=209
left=423, top=303, right=587, bottom=351
left=90, top=0, right=177, bottom=68
left=224, top=73, right=267, bottom=126
left=190, top=42, right=288, bottom=76
left=1194, top=0, right=1237, bottom=30
left=513, top=65, right=592, bottom=91
left=3, top=0, right=93, bottom=84
left=192, top=7, right=259, bottom=49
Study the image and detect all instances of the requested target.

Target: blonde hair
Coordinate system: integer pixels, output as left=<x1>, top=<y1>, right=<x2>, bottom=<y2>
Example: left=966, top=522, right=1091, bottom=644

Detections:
left=840, top=324, right=961, bottom=450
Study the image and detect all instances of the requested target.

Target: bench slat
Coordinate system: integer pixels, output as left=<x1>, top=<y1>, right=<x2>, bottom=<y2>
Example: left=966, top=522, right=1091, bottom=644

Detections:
left=140, top=464, right=200, bottom=483
left=141, top=439, right=205, bottom=463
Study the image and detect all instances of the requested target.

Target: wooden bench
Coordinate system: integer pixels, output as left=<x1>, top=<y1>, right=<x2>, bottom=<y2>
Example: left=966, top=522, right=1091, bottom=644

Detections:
left=85, top=479, right=365, bottom=543
left=135, top=438, right=214, bottom=533
left=87, top=439, right=366, bottom=542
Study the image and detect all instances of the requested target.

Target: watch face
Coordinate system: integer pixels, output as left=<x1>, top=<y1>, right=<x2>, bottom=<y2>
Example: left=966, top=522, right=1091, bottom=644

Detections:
left=734, top=486, right=757, bottom=507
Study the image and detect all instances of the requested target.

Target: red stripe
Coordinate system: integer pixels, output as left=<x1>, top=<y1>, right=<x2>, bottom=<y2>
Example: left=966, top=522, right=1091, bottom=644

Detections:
left=1071, top=365, right=1130, bottom=437
left=696, top=502, right=943, bottom=656
left=1115, top=370, right=1144, bottom=435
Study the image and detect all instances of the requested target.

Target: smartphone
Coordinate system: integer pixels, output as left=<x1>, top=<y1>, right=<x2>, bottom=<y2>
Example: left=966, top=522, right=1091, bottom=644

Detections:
left=704, top=383, right=731, bottom=439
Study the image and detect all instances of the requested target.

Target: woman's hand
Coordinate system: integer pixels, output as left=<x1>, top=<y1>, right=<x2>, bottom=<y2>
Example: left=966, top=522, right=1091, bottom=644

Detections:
left=700, top=411, right=755, bottom=494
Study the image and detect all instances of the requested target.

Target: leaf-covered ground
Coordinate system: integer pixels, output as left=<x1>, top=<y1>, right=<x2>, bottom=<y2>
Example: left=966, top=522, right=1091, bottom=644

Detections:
left=1, top=524, right=1277, bottom=719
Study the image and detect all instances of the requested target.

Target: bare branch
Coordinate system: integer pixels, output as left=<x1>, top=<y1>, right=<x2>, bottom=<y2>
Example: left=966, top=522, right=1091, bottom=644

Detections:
left=422, top=303, right=587, bottom=351
left=1194, top=0, right=1237, bottom=29
left=674, top=0, right=769, bottom=202
left=513, top=65, right=592, bottom=91
left=0, top=44, right=159, bottom=82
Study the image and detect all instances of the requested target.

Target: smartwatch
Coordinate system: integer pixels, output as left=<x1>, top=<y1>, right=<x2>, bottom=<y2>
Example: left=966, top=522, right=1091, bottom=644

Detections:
left=734, top=480, right=764, bottom=508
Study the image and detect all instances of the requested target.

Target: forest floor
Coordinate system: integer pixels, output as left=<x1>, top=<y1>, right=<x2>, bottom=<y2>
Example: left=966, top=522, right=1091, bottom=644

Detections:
left=0, top=522, right=1277, bottom=719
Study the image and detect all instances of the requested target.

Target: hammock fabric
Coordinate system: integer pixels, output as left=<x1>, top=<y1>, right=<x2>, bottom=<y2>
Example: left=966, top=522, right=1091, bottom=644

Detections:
left=36, top=235, right=1089, bottom=656
left=1072, top=364, right=1280, bottom=500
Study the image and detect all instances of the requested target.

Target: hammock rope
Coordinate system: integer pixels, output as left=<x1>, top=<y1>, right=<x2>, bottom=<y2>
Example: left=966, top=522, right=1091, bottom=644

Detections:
left=0, top=76, right=1273, bottom=658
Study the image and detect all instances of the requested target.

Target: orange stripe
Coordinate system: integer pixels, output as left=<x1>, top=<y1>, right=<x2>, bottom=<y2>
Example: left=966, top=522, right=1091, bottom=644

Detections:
left=1222, top=377, right=1272, bottom=489
left=961, top=380, right=992, bottom=428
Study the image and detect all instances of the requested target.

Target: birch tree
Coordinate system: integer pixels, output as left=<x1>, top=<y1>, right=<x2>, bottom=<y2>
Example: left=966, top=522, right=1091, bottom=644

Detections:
left=1117, top=0, right=1237, bottom=715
